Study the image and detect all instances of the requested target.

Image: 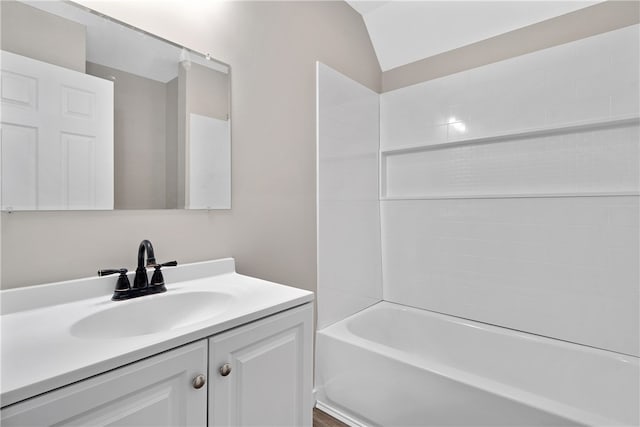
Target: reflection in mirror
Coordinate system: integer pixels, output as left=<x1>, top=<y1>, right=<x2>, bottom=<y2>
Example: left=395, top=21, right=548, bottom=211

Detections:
left=0, top=0, right=231, bottom=210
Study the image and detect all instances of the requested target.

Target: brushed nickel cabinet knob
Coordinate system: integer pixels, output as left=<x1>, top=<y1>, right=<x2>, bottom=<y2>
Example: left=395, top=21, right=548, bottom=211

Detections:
left=219, top=363, right=232, bottom=377
left=192, top=374, right=206, bottom=389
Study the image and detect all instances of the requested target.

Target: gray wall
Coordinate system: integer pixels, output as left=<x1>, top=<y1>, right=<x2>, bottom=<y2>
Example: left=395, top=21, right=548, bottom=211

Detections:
left=177, top=65, right=187, bottom=209
left=0, top=0, right=381, bottom=289
left=186, top=63, right=229, bottom=121
left=86, top=62, right=168, bottom=210
left=166, top=77, right=179, bottom=209
left=0, top=0, right=86, bottom=73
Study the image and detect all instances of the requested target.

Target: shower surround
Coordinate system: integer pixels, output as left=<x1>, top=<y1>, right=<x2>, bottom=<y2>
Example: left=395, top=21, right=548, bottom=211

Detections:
left=316, top=24, right=639, bottom=426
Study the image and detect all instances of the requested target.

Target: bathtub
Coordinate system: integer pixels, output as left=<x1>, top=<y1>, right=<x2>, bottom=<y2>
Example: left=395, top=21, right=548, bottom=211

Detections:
left=315, top=301, right=639, bottom=427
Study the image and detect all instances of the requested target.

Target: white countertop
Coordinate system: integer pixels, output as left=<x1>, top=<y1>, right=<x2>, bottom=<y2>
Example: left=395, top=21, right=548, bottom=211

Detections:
left=0, top=259, right=314, bottom=407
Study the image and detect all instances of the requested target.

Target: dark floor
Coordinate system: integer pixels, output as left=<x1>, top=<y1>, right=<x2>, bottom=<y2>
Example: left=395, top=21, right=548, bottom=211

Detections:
left=313, top=408, right=349, bottom=427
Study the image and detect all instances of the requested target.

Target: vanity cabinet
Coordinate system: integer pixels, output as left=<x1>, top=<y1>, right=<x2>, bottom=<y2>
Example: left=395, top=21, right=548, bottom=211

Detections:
left=0, top=303, right=313, bottom=427
left=0, top=341, right=208, bottom=426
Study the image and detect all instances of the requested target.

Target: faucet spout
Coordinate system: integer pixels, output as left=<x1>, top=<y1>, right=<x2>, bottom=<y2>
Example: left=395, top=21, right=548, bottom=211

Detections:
left=134, top=239, right=156, bottom=290
left=137, top=239, right=156, bottom=268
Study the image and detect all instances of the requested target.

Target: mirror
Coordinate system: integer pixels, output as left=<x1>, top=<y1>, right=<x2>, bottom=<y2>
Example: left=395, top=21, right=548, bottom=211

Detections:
left=0, top=0, right=231, bottom=210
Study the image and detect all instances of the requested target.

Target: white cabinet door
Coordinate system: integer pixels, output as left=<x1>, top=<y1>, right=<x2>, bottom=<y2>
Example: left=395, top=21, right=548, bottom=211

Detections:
left=209, top=304, right=313, bottom=427
left=0, top=50, right=114, bottom=210
left=1, top=341, right=207, bottom=426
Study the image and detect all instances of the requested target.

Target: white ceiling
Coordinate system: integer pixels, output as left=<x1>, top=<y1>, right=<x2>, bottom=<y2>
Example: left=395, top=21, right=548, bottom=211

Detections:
left=347, top=1, right=602, bottom=71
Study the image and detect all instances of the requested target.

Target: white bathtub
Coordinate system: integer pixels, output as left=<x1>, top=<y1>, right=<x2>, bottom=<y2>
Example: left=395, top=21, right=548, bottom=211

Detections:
left=315, top=301, right=639, bottom=427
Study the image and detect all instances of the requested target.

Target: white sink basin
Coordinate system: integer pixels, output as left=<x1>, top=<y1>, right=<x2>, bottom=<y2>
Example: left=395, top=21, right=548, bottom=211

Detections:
left=70, top=291, right=232, bottom=339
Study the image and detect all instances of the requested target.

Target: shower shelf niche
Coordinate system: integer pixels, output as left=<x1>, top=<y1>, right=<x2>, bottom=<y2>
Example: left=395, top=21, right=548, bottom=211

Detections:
left=380, top=114, right=640, bottom=200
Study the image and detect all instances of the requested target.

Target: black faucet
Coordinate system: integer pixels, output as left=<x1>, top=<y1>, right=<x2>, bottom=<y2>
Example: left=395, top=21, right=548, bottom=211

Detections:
left=99, top=240, right=177, bottom=301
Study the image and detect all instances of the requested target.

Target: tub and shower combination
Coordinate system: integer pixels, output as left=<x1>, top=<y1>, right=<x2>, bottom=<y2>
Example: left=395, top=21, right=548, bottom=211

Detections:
left=315, top=302, right=639, bottom=426
left=316, top=21, right=640, bottom=427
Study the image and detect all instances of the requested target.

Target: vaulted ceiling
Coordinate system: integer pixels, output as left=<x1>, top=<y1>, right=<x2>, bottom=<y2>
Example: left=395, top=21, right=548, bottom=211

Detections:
left=346, top=1, right=602, bottom=71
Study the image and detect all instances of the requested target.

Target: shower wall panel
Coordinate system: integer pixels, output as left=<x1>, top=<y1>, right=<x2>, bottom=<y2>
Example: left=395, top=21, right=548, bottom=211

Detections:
left=380, top=25, right=640, bottom=356
left=381, top=197, right=638, bottom=356
left=317, top=63, right=382, bottom=329
left=380, top=25, right=639, bottom=152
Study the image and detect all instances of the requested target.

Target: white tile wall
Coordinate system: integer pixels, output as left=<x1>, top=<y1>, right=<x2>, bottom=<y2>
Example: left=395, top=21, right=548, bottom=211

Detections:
left=317, top=63, right=382, bottom=329
left=381, top=197, right=639, bottom=356
left=380, top=25, right=640, bottom=151
left=384, top=123, right=639, bottom=198
left=380, top=25, right=640, bottom=356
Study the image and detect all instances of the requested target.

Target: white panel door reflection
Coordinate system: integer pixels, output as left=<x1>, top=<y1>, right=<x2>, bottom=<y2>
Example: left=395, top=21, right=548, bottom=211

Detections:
left=0, top=50, right=113, bottom=210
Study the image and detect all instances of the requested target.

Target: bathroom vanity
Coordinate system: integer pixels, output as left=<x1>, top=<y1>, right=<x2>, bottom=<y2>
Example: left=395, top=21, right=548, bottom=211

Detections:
left=0, top=259, right=314, bottom=426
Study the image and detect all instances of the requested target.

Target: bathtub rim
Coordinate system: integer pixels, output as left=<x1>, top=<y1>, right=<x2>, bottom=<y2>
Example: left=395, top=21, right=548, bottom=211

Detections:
left=325, top=300, right=639, bottom=359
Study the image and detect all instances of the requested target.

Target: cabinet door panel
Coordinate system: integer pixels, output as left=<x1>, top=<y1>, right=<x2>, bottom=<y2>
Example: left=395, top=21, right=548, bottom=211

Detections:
left=209, top=304, right=313, bottom=427
left=1, top=341, right=207, bottom=426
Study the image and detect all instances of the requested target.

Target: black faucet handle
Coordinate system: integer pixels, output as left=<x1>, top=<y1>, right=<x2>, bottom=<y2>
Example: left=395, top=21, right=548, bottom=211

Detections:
left=150, top=265, right=165, bottom=287
left=98, top=268, right=127, bottom=276
left=99, top=268, right=132, bottom=301
left=149, top=265, right=166, bottom=294
left=148, top=261, right=177, bottom=294
left=160, top=260, right=178, bottom=267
